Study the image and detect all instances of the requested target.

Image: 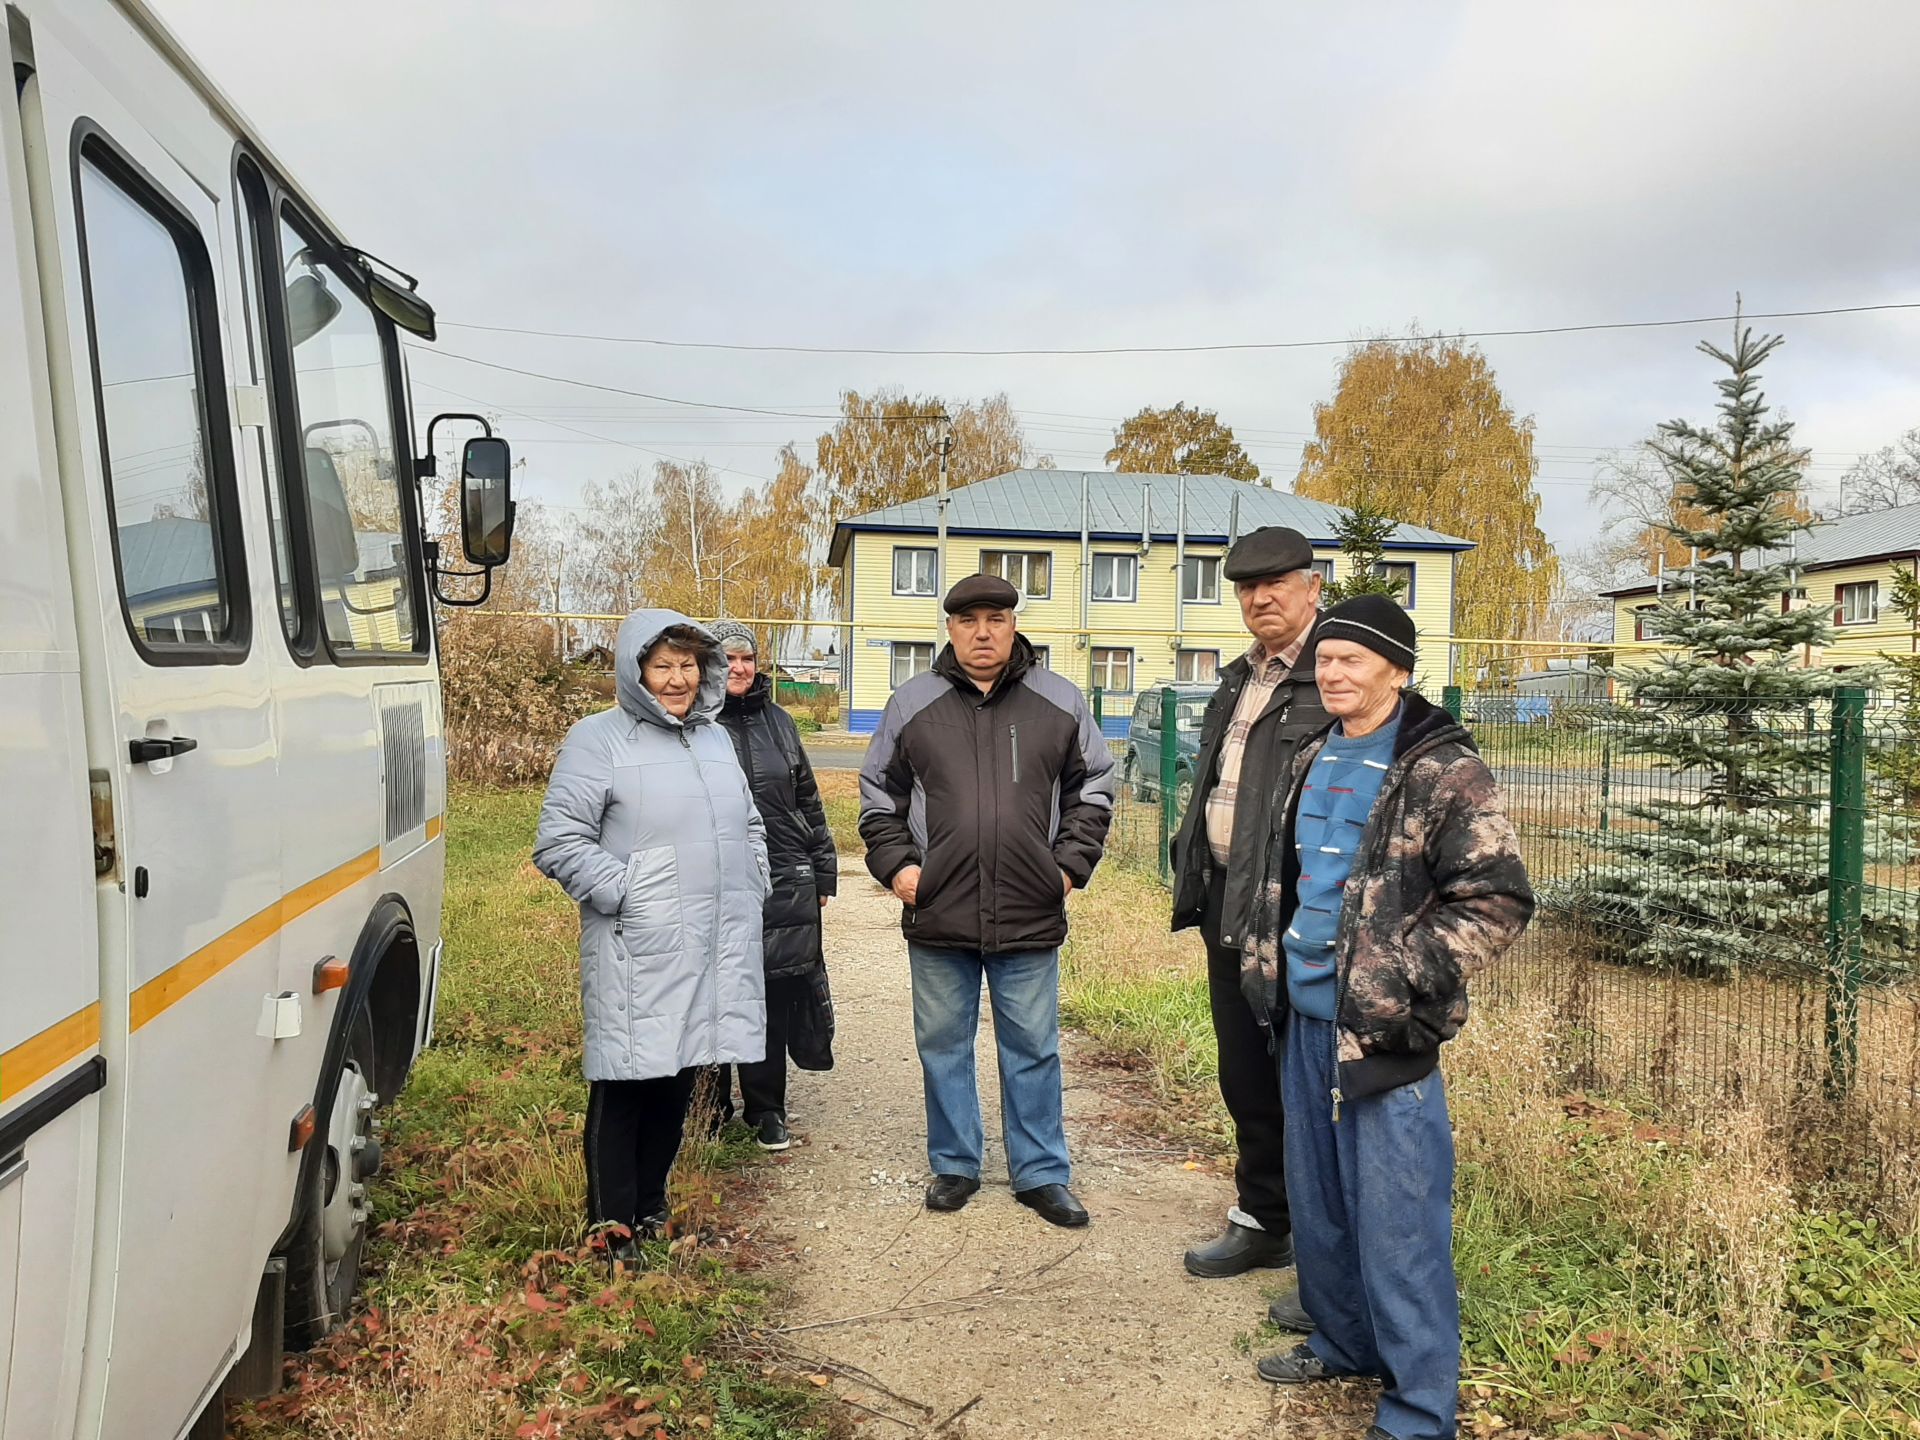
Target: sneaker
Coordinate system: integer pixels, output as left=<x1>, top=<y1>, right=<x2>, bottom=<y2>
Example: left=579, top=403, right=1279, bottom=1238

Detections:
left=755, top=1113, right=792, bottom=1151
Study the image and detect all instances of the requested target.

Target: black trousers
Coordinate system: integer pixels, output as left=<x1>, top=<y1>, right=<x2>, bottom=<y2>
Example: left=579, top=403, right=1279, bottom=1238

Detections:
left=584, top=1067, right=699, bottom=1230
left=1203, top=866, right=1292, bottom=1234
left=706, top=972, right=808, bottom=1122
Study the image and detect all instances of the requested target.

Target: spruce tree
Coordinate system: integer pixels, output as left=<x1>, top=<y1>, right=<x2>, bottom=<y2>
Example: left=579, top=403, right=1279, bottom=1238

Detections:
left=1323, top=503, right=1409, bottom=604
left=1576, top=329, right=1840, bottom=974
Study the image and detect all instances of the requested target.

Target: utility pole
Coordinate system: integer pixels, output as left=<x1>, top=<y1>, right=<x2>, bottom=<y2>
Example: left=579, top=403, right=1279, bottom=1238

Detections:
left=934, top=413, right=953, bottom=649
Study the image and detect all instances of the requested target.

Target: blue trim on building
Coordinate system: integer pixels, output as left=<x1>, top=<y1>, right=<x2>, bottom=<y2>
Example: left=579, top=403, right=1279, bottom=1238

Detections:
left=850, top=708, right=884, bottom=735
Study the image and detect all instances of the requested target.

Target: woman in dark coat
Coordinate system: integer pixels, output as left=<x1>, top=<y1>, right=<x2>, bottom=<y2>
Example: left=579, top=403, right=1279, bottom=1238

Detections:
left=706, top=621, right=837, bottom=1149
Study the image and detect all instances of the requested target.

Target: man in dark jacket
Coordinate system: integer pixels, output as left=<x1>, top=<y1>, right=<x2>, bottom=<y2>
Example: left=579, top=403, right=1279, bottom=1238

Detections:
left=708, top=621, right=838, bottom=1152
left=1167, top=526, right=1329, bottom=1300
left=1249, top=596, right=1533, bottom=1440
left=859, top=574, right=1114, bottom=1227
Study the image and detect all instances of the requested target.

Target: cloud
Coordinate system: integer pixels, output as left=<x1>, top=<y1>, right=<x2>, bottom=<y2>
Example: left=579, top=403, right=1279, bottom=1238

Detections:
left=147, top=0, right=1920, bottom=553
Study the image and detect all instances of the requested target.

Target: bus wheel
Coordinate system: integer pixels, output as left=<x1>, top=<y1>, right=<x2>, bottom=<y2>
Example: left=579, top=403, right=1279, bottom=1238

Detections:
left=284, top=1003, right=379, bottom=1349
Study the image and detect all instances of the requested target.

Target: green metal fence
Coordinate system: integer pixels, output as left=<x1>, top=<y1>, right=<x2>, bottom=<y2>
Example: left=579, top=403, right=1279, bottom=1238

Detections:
left=1102, top=686, right=1920, bottom=1198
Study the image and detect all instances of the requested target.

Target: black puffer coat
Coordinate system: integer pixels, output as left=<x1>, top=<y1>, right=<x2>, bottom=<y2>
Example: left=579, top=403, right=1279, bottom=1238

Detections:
left=719, top=676, right=837, bottom=978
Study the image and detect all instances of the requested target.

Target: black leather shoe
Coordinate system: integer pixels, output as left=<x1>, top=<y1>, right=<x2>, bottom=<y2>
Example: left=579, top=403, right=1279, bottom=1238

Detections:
left=1266, top=1288, right=1314, bottom=1333
left=1184, top=1220, right=1294, bottom=1278
left=1255, top=1343, right=1335, bottom=1385
left=1014, top=1183, right=1090, bottom=1227
left=925, top=1174, right=981, bottom=1211
left=754, top=1113, right=791, bottom=1151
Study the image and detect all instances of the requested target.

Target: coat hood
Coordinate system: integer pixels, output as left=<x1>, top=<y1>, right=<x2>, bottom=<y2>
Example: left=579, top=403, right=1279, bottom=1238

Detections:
left=614, top=609, right=725, bottom=729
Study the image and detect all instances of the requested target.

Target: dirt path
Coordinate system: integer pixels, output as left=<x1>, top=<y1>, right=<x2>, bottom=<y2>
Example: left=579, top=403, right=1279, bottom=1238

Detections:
left=754, top=877, right=1370, bottom=1439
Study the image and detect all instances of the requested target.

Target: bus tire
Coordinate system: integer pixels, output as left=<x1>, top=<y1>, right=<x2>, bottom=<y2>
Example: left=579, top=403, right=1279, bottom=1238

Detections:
left=283, top=1001, right=379, bottom=1350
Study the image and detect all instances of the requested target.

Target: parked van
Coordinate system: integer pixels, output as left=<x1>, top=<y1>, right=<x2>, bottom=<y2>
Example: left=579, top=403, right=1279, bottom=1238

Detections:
left=1122, top=685, right=1214, bottom=818
left=1, top=5, right=514, bottom=1435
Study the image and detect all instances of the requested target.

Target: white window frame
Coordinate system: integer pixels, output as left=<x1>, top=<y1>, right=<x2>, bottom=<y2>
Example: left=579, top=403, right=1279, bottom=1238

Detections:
left=1374, top=561, right=1417, bottom=608
left=1028, top=643, right=1050, bottom=670
left=1090, top=552, right=1137, bottom=603
left=890, top=640, right=934, bottom=687
left=1181, top=554, right=1221, bottom=604
left=1310, top=558, right=1335, bottom=585
left=1091, top=646, right=1134, bottom=693
left=892, top=546, right=938, bottom=597
left=981, top=548, right=1052, bottom=599
left=1634, top=605, right=1660, bottom=642
left=1175, top=648, right=1219, bottom=683
left=1837, top=580, right=1879, bottom=626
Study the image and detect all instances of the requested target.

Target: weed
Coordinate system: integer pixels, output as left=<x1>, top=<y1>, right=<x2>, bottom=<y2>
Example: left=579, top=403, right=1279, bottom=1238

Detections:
left=232, top=786, right=842, bottom=1440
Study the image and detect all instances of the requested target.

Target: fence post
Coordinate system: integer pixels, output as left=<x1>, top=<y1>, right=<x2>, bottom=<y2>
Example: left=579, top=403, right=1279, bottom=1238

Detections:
left=1091, top=686, right=1103, bottom=734
left=1159, top=685, right=1179, bottom=883
left=1825, top=686, right=1868, bottom=1097
left=1442, top=684, right=1464, bottom=722
left=1599, top=738, right=1613, bottom=833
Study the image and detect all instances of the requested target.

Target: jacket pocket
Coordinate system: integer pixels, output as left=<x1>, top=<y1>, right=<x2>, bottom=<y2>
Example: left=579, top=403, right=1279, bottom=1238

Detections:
left=618, top=845, right=683, bottom=958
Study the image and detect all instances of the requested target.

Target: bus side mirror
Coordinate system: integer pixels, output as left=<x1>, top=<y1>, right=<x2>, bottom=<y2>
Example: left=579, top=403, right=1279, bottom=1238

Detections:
left=459, top=436, right=514, bottom=567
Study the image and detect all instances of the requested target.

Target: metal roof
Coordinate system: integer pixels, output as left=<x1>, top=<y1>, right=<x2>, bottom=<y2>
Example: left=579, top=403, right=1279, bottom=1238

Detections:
left=1599, top=502, right=1920, bottom=596
left=827, top=470, right=1474, bottom=564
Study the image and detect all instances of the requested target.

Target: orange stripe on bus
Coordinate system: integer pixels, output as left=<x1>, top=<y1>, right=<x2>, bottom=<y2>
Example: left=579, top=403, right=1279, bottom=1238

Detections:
left=0, top=1003, right=103, bottom=1103
left=129, top=847, right=381, bottom=1032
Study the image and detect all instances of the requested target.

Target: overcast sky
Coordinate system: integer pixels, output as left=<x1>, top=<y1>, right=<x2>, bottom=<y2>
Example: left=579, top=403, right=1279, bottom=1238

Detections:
left=152, top=0, right=1920, bottom=553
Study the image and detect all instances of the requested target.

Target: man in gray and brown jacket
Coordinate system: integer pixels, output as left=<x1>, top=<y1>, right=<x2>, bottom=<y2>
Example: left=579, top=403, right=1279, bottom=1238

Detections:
left=1248, top=595, right=1533, bottom=1440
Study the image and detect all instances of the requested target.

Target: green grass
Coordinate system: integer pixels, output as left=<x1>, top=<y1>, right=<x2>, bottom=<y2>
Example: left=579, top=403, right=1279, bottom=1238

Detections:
left=234, top=786, right=841, bottom=1440
left=1058, top=872, right=1920, bottom=1439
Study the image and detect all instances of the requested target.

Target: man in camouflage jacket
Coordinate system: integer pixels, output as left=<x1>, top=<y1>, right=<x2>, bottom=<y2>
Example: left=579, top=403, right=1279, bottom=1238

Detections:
left=1246, top=595, right=1533, bottom=1440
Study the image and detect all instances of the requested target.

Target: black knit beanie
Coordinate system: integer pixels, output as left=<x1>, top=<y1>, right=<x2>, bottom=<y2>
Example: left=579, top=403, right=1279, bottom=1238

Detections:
left=1318, top=594, right=1417, bottom=672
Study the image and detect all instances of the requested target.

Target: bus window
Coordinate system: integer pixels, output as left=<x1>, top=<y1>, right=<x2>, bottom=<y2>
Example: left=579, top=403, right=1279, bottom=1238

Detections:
left=76, top=144, right=247, bottom=658
left=235, top=159, right=303, bottom=648
left=277, top=210, right=421, bottom=657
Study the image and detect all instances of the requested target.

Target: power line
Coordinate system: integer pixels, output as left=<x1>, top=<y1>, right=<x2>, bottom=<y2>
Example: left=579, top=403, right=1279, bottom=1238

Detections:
left=437, top=300, right=1920, bottom=359
left=408, top=344, right=946, bottom=423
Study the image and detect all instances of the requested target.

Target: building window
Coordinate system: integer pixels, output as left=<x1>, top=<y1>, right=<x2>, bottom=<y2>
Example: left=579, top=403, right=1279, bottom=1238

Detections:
left=1181, top=555, right=1221, bottom=603
left=1091, top=647, right=1133, bottom=692
left=1310, top=558, right=1334, bottom=585
left=1028, top=644, right=1050, bottom=670
left=982, top=549, right=1051, bottom=598
left=892, top=547, right=938, bottom=597
left=1374, top=562, right=1417, bottom=608
left=1091, top=553, right=1137, bottom=602
left=1837, top=581, right=1879, bottom=626
left=890, top=641, right=934, bottom=688
left=1176, top=648, right=1218, bottom=683
left=1634, top=605, right=1660, bottom=642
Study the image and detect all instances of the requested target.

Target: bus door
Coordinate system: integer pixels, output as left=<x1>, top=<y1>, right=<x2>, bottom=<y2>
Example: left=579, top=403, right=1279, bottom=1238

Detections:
left=22, top=25, right=284, bottom=1434
left=0, top=42, right=102, bottom=1440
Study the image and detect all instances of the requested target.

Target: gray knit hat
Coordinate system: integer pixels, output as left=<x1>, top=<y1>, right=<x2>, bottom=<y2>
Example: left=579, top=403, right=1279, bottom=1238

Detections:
left=707, top=619, right=757, bottom=655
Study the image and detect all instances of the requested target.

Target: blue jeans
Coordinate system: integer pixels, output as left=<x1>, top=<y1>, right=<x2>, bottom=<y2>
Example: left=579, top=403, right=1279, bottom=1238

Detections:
left=907, top=944, right=1071, bottom=1191
left=1281, top=1012, right=1459, bottom=1440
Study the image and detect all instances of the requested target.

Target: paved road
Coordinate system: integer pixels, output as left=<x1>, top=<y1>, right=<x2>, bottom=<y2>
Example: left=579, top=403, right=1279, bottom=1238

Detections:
left=804, top=739, right=869, bottom=771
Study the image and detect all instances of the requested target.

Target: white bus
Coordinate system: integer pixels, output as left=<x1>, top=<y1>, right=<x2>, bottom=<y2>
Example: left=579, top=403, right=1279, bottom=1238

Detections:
left=1, top=3, right=515, bottom=1435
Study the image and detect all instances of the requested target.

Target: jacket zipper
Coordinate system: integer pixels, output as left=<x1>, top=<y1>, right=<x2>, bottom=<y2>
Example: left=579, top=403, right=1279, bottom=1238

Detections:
left=1323, top=727, right=1456, bottom=1123
left=1009, top=723, right=1020, bottom=783
left=681, top=727, right=725, bottom=1060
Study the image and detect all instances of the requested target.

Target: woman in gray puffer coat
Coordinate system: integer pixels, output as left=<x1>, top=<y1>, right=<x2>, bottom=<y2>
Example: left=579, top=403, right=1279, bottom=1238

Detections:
left=534, top=611, right=771, bottom=1248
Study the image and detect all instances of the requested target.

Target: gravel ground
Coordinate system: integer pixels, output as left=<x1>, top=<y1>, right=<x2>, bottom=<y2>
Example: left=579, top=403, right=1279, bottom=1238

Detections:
left=755, top=876, right=1374, bottom=1439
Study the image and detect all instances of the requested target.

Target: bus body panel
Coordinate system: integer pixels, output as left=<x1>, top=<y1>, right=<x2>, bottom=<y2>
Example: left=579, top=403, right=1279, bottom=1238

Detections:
left=0, top=16, right=102, bottom=1439
left=4, top=3, right=451, bottom=1435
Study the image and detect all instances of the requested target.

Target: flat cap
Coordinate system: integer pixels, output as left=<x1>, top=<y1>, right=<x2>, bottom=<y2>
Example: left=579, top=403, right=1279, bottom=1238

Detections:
left=1223, top=525, right=1315, bottom=582
left=943, top=572, right=1021, bottom=614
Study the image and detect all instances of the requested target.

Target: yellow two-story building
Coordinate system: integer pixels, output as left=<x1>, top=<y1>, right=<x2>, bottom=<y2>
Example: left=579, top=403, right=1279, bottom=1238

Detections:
left=828, top=469, right=1472, bottom=735
left=1603, top=504, right=1920, bottom=670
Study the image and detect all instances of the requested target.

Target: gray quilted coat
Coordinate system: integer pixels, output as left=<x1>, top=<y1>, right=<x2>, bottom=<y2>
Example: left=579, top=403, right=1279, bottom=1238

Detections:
left=533, top=610, right=772, bottom=1081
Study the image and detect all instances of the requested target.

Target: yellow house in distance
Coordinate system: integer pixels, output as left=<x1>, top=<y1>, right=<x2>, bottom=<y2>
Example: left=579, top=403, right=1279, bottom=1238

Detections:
left=1602, top=503, right=1920, bottom=669
left=828, top=469, right=1473, bottom=736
